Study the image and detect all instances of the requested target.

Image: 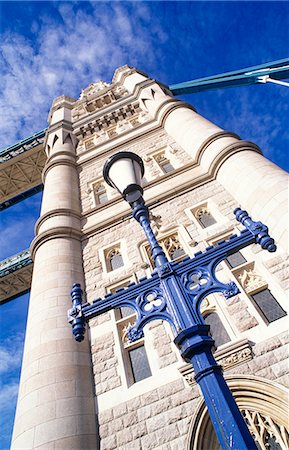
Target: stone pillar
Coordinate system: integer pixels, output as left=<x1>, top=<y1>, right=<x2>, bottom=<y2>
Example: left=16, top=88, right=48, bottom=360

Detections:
left=11, top=97, right=98, bottom=449
left=115, top=67, right=288, bottom=251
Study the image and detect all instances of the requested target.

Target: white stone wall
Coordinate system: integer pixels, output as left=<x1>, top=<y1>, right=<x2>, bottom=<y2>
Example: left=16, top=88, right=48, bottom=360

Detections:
left=38, top=68, right=288, bottom=449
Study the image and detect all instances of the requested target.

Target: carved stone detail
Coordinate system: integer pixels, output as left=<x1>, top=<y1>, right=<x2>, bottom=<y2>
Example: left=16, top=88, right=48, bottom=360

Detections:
left=73, top=81, right=129, bottom=120
left=179, top=338, right=253, bottom=386
left=243, top=410, right=289, bottom=450
left=237, top=266, right=267, bottom=293
left=74, top=103, right=151, bottom=141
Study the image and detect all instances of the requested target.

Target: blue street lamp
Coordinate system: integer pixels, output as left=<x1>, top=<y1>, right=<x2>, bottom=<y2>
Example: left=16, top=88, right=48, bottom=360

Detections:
left=69, top=151, right=276, bottom=450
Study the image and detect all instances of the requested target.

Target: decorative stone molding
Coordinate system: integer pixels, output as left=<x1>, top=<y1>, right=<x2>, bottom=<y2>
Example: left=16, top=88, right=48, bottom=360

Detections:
left=112, top=65, right=146, bottom=84
left=238, top=267, right=267, bottom=293
left=30, top=226, right=82, bottom=259
left=179, top=338, right=253, bottom=386
left=73, top=103, right=150, bottom=140
left=73, top=81, right=129, bottom=120
left=232, top=262, right=268, bottom=294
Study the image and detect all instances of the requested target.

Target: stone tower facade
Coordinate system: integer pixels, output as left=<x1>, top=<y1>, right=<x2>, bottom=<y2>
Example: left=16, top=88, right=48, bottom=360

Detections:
left=12, top=67, right=288, bottom=449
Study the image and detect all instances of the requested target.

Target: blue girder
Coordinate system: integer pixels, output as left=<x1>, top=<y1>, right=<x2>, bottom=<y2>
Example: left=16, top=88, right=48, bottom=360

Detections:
left=0, top=184, right=44, bottom=211
left=169, top=58, right=289, bottom=95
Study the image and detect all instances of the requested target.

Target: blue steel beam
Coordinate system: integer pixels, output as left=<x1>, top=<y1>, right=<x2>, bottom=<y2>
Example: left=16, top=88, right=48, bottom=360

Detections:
left=169, top=58, right=289, bottom=95
left=0, top=184, right=43, bottom=211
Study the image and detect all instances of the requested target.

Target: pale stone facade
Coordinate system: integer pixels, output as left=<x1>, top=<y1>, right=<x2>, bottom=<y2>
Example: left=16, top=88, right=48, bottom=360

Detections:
left=12, top=67, right=288, bottom=449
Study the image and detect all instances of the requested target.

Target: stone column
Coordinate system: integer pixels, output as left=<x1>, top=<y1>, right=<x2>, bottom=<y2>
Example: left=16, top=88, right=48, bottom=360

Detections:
left=115, top=67, right=288, bottom=251
left=11, top=97, right=98, bottom=449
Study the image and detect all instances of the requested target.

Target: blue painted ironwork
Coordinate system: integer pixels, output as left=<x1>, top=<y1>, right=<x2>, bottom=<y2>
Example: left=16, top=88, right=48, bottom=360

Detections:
left=68, top=283, right=87, bottom=342
left=0, top=184, right=44, bottom=211
left=0, top=129, right=46, bottom=163
left=169, top=58, right=289, bottom=95
left=0, top=249, right=32, bottom=278
left=69, top=203, right=277, bottom=449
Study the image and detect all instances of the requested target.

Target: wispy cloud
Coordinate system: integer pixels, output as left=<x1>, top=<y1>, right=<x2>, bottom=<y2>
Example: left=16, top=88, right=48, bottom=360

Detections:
left=0, top=333, right=24, bottom=448
left=0, top=2, right=167, bottom=149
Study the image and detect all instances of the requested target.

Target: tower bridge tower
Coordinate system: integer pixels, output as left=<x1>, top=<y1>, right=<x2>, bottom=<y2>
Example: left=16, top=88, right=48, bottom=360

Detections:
left=3, top=66, right=289, bottom=449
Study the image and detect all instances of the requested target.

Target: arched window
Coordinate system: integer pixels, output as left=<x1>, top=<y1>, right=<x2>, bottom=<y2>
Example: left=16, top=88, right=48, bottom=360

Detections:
left=188, top=376, right=289, bottom=450
left=106, top=247, right=124, bottom=271
left=235, top=265, right=287, bottom=324
left=93, top=182, right=108, bottom=205
left=144, top=232, right=186, bottom=268
left=163, top=235, right=186, bottom=260
left=195, top=206, right=217, bottom=228
left=203, top=312, right=230, bottom=348
left=114, top=295, right=152, bottom=385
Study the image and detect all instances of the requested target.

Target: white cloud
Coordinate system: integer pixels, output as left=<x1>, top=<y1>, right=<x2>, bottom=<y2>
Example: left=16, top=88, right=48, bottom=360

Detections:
left=0, top=382, right=19, bottom=410
left=0, top=333, right=24, bottom=446
left=0, top=2, right=168, bottom=149
left=0, top=333, right=24, bottom=375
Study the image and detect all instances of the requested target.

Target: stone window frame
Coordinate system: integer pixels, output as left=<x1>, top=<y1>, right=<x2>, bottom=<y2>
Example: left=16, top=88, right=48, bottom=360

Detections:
left=208, top=231, right=287, bottom=329
left=143, top=146, right=181, bottom=181
left=87, top=177, right=113, bottom=208
left=139, top=226, right=189, bottom=270
left=200, top=294, right=237, bottom=348
left=185, top=199, right=230, bottom=240
left=106, top=276, right=153, bottom=387
left=209, top=233, right=268, bottom=326
left=232, top=261, right=287, bottom=325
left=99, top=239, right=130, bottom=275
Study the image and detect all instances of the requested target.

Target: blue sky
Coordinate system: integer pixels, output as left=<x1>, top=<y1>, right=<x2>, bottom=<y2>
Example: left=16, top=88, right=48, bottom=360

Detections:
left=0, top=1, right=288, bottom=448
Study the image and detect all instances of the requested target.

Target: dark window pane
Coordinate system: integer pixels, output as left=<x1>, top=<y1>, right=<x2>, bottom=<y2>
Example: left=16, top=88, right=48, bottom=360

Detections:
left=204, top=312, right=230, bottom=348
left=98, top=192, right=108, bottom=204
left=267, top=435, right=282, bottom=450
left=251, top=289, right=287, bottom=323
left=226, top=251, right=247, bottom=268
left=119, top=306, right=135, bottom=318
left=162, top=162, right=174, bottom=173
left=171, top=247, right=185, bottom=260
left=128, top=345, right=151, bottom=383
left=199, top=211, right=216, bottom=228
left=110, top=253, right=124, bottom=270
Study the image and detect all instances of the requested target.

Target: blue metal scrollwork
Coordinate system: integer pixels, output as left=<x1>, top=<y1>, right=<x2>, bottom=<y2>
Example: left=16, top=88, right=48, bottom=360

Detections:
left=69, top=207, right=276, bottom=450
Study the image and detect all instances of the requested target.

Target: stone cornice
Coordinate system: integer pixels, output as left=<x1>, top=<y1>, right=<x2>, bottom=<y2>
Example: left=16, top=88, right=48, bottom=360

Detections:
left=76, top=120, right=159, bottom=167
left=42, top=152, right=77, bottom=181
left=209, top=140, right=262, bottom=177
left=30, top=226, right=82, bottom=259
left=156, top=98, right=197, bottom=126
left=81, top=166, right=212, bottom=240
left=35, top=208, right=81, bottom=235
left=73, top=101, right=143, bottom=139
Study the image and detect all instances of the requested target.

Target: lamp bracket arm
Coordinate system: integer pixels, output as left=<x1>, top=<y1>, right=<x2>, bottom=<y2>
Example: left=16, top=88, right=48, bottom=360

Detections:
left=234, top=208, right=276, bottom=252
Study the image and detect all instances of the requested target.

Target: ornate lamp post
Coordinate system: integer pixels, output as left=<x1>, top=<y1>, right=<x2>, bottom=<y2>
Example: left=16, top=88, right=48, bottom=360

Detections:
left=69, top=151, right=277, bottom=450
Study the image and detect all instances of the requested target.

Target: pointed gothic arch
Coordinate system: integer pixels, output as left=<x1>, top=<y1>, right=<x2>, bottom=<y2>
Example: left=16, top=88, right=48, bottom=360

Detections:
left=186, top=375, right=289, bottom=450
